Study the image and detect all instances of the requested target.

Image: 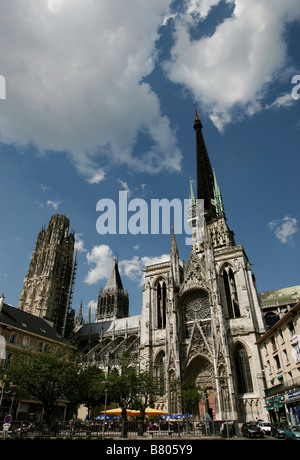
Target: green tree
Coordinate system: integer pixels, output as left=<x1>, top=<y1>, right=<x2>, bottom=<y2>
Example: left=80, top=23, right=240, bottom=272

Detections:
left=171, top=378, right=202, bottom=417
left=108, top=354, right=139, bottom=423
left=1, top=348, right=80, bottom=424
left=133, top=368, right=160, bottom=421
left=77, top=365, right=106, bottom=418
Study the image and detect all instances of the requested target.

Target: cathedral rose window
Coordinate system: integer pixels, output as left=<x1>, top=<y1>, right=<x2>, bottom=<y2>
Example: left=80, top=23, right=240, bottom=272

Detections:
left=184, top=292, right=210, bottom=322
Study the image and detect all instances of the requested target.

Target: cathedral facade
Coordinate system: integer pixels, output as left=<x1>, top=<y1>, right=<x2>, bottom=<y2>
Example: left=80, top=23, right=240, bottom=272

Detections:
left=76, top=111, right=268, bottom=423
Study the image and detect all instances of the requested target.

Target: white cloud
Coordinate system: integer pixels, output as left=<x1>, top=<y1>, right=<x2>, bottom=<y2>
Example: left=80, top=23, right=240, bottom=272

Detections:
left=86, top=170, right=105, bottom=185
left=75, top=233, right=86, bottom=253
left=265, top=92, right=295, bottom=110
left=119, top=253, right=169, bottom=285
left=84, top=243, right=169, bottom=286
left=164, top=0, right=300, bottom=130
left=84, top=244, right=115, bottom=285
left=0, top=0, right=181, bottom=180
left=46, top=199, right=61, bottom=210
left=268, top=215, right=298, bottom=244
left=117, top=179, right=131, bottom=197
left=40, top=184, right=50, bottom=193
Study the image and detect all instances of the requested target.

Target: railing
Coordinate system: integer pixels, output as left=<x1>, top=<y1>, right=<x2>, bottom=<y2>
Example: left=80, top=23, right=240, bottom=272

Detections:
left=0, top=420, right=238, bottom=439
left=265, top=375, right=300, bottom=397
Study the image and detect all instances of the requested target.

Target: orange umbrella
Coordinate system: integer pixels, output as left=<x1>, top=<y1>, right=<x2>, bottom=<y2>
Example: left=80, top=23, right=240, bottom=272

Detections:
left=101, top=408, right=140, bottom=417
left=145, top=408, right=168, bottom=417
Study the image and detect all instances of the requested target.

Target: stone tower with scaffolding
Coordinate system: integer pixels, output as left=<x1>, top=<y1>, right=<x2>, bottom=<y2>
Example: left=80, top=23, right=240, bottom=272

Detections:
left=18, top=214, right=76, bottom=337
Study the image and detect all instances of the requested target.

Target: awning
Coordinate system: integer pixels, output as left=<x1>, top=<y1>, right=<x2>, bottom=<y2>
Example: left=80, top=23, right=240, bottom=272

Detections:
left=100, top=408, right=139, bottom=417
left=100, top=407, right=168, bottom=417
left=145, top=408, right=169, bottom=417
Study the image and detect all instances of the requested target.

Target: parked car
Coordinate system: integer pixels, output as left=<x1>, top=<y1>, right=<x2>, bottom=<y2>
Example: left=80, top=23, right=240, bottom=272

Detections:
left=258, top=422, right=271, bottom=435
left=271, top=424, right=285, bottom=439
left=241, top=422, right=264, bottom=438
left=284, top=425, right=300, bottom=440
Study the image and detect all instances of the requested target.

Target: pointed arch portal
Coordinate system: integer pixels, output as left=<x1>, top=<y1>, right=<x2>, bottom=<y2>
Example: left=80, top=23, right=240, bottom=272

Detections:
left=185, top=355, right=215, bottom=420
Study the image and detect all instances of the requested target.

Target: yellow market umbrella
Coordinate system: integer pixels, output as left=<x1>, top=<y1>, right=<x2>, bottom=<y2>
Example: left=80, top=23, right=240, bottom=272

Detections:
left=145, top=408, right=168, bottom=417
left=101, top=408, right=140, bottom=417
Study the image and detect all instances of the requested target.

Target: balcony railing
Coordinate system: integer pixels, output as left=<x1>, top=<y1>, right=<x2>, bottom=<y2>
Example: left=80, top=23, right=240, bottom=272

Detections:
left=265, top=375, right=300, bottom=397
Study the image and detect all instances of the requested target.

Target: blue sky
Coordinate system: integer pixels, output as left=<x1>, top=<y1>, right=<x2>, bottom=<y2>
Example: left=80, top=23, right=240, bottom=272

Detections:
left=0, top=0, right=299, bottom=321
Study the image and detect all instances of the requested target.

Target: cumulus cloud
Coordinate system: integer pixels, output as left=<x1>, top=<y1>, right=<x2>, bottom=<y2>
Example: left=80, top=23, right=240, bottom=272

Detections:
left=119, top=253, right=169, bottom=285
left=84, top=244, right=115, bottom=285
left=75, top=233, right=86, bottom=253
left=268, top=215, right=298, bottom=244
left=0, top=0, right=181, bottom=181
left=164, top=0, right=300, bottom=130
left=84, top=243, right=169, bottom=286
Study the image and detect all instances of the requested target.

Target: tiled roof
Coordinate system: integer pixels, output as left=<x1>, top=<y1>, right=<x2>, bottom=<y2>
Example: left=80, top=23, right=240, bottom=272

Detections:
left=0, top=303, right=63, bottom=342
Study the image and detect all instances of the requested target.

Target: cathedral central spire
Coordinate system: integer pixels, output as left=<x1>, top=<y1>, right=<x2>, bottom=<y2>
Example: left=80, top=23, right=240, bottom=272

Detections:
left=95, top=260, right=129, bottom=321
left=193, top=106, right=216, bottom=221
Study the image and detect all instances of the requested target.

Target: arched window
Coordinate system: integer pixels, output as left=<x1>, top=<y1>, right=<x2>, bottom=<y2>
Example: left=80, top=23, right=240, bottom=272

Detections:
left=155, top=352, right=165, bottom=396
left=223, top=266, right=240, bottom=318
left=156, top=279, right=166, bottom=329
left=234, top=344, right=253, bottom=394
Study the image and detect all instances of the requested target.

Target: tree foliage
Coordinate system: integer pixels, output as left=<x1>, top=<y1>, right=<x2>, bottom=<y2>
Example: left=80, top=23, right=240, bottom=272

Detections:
left=1, top=348, right=80, bottom=423
left=170, top=378, right=202, bottom=416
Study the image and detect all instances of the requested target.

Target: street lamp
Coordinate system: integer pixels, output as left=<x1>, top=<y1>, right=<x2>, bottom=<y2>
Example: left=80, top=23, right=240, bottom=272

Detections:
left=101, top=381, right=113, bottom=439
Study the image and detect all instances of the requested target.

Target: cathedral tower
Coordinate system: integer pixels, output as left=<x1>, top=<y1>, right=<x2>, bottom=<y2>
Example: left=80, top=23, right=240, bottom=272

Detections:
left=18, top=214, right=76, bottom=337
left=140, top=110, right=268, bottom=422
left=95, top=260, right=129, bottom=321
left=178, top=110, right=267, bottom=421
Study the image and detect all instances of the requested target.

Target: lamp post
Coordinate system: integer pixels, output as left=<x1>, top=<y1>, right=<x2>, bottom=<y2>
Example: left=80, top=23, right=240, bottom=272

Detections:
left=101, top=381, right=112, bottom=439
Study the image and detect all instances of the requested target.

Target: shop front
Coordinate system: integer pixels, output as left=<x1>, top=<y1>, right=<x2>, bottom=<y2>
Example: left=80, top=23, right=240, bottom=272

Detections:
left=286, top=390, right=300, bottom=425
left=265, top=395, right=287, bottom=424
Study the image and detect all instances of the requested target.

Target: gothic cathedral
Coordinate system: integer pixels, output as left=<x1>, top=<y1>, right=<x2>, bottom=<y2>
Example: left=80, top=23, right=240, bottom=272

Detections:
left=139, top=109, right=267, bottom=422
left=77, top=110, right=268, bottom=423
left=19, top=110, right=269, bottom=422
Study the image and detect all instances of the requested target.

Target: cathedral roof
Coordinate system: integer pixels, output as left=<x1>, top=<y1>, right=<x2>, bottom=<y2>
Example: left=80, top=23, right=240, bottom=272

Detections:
left=78, top=315, right=141, bottom=336
left=103, top=261, right=124, bottom=292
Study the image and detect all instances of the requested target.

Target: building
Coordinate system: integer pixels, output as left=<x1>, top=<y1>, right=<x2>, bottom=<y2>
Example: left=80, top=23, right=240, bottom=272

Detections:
left=0, top=295, right=71, bottom=421
left=76, top=261, right=139, bottom=369
left=76, top=110, right=270, bottom=423
left=18, top=214, right=77, bottom=337
left=256, top=300, right=300, bottom=425
left=259, top=286, right=300, bottom=328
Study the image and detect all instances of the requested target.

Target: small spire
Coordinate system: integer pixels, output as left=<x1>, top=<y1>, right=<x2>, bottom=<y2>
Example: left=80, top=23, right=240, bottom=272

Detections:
left=75, top=299, right=84, bottom=326
left=212, top=169, right=225, bottom=217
